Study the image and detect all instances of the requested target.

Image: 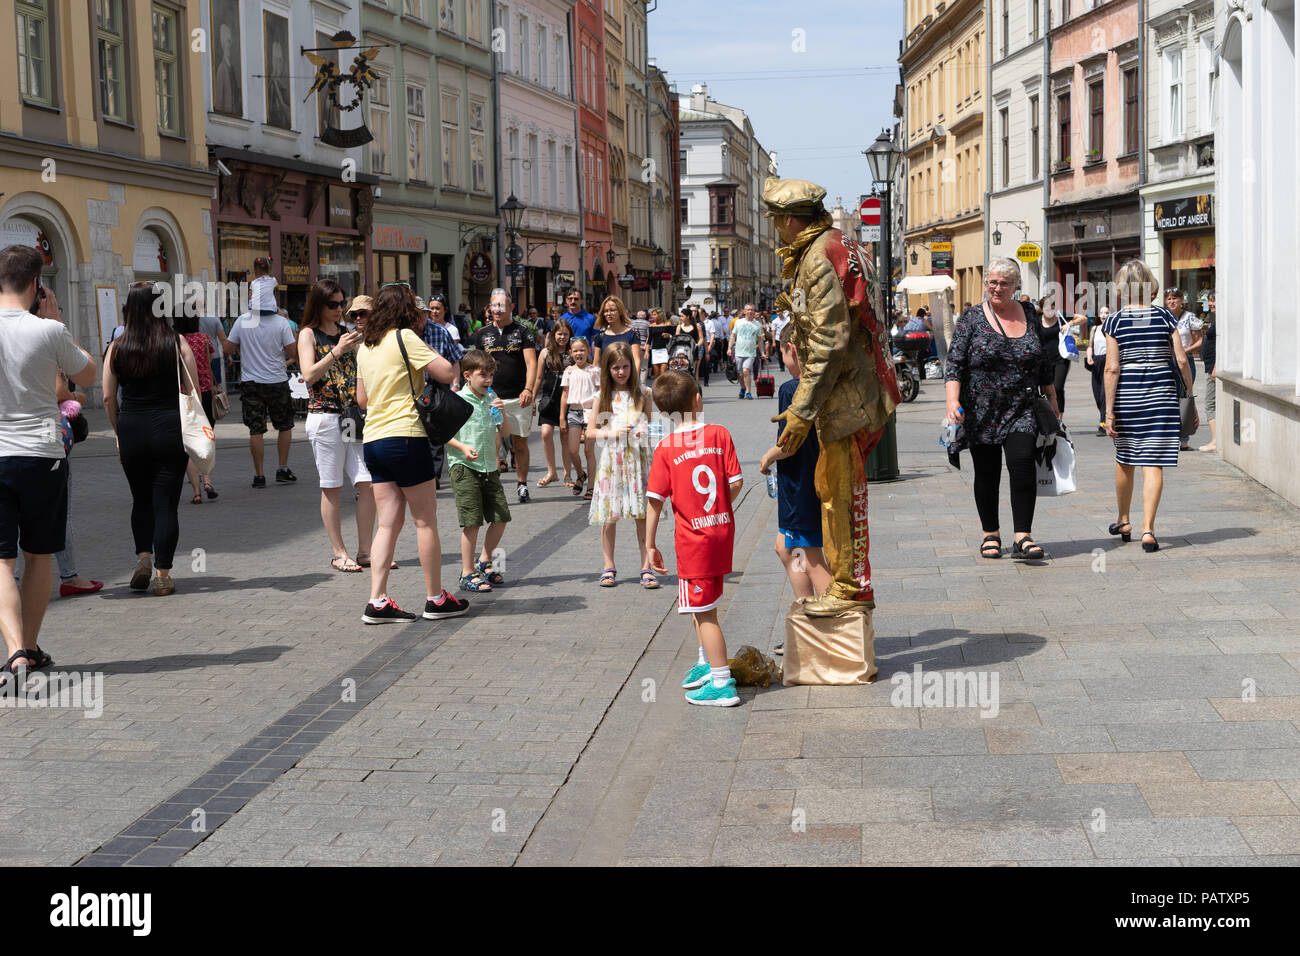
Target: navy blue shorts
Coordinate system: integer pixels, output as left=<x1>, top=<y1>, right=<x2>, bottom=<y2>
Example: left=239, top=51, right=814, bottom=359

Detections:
left=0, top=456, right=69, bottom=558
left=363, top=437, right=437, bottom=487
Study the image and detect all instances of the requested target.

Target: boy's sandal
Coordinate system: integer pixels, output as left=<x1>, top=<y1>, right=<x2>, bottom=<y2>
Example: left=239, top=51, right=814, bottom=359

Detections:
left=459, top=573, right=493, bottom=593
left=1012, top=537, right=1045, bottom=560
left=474, top=561, right=504, bottom=585
left=599, top=568, right=617, bottom=587
left=979, top=534, right=1002, bottom=558
left=639, top=569, right=660, bottom=589
left=331, top=555, right=363, bottom=572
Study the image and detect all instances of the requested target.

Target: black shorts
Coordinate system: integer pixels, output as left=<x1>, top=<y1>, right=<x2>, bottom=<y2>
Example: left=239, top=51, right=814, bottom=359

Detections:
left=241, top=380, right=294, bottom=434
left=364, top=437, right=437, bottom=487
left=0, top=456, right=69, bottom=558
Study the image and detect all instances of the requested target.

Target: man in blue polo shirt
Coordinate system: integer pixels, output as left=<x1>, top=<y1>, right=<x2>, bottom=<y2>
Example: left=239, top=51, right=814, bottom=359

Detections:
left=559, top=289, right=596, bottom=344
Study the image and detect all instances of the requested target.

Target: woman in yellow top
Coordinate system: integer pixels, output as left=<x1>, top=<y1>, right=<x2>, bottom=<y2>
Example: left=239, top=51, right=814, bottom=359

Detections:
left=355, top=285, right=466, bottom=624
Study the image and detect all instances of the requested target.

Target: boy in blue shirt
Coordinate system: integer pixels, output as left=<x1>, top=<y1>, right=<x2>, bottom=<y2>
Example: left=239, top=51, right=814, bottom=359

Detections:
left=759, top=326, right=831, bottom=648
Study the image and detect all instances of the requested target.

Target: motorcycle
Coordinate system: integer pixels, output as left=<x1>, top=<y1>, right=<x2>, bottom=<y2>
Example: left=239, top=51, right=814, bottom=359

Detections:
left=894, top=353, right=918, bottom=403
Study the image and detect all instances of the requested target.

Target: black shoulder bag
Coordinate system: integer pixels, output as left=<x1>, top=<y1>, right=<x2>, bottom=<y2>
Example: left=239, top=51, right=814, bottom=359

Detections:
left=395, top=329, right=472, bottom=445
left=985, top=302, right=1062, bottom=440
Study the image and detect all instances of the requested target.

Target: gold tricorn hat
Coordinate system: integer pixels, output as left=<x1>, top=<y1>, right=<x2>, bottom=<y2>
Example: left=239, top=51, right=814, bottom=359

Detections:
left=761, top=177, right=828, bottom=217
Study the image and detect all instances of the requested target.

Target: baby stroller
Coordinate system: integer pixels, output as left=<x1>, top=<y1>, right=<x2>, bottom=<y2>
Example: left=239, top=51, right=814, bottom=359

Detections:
left=666, top=332, right=698, bottom=375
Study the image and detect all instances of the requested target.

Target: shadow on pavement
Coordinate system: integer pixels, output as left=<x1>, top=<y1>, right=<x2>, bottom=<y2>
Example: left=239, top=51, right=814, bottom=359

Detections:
left=85, top=644, right=294, bottom=675
left=96, top=573, right=329, bottom=597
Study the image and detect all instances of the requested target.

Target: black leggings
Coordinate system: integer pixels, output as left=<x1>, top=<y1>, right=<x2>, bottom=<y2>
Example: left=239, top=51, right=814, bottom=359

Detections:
left=1052, top=360, right=1069, bottom=412
left=1090, top=360, right=1106, bottom=421
left=117, top=406, right=189, bottom=569
left=969, top=432, right=1038, bottom=535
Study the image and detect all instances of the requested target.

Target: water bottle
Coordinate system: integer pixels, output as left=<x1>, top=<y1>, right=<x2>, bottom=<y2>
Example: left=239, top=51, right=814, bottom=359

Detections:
left=487, top=388, right=504, bottom=427
left=940, top=409, right=963, bottom=448
left=766, top=472, right=779, bottom=498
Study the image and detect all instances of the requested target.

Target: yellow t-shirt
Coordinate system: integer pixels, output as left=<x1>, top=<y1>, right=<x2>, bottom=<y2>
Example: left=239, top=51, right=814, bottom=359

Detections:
left=356, top=328, right=439, bottom=442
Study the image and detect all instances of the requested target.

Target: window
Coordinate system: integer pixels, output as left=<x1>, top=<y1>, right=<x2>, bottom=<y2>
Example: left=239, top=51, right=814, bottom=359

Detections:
left=153, top=6, right=179, bottom=134
left=438, top=0, right=454, bottom=31
left=717, top=247, right=730, bottom=275
left=404, top=0, right=425, bottom=19
left=17, top=0, right=53, bottom=105
left=508, top=128, right=519, bottom=193
left=546, top=140, right=557, bottom=206
left=1123, top=67, right=1138, bottom=154
left=1087, top=78, right=1103, bottom=159
left=406, top=84, right=426, bottom=181
left=563, top=145, right=574, bottom=210
left=1199, top=34, right=1215, bottom=133
left=715, top=191, right=733, bottom=226
left=536, top=26, right=546, bottom=86
left=1056, top=90, right=1071, bottom=165
left=468, top=0, right=487, bottom=44
left=680, top=196, right=689, bottom=223
left=1165, top=48, right=1184, bottom=141
left=517, top=15, right=528, bottom=76
left=1001, top=1, right=1008, bottom=58
left=441, top=89, right=460, bottom=188
left=527, top=134, right=539, bottom=202
left=469, top=98, right=486, bottom=192
left=595, top=156, right=604, bottom=215
left=680, top=249, right=689, bottom=280
left=96, top=0, right=127, bottom=121
left=553, top=36, right=563, bottom=92
left=1000, top=107, right=1010, bottom=187
left=1029, top=94, right=1040, bottom=178
left=369, top=74, right=392, bottom=175
left=1031, top=0, right=1040, bottom=41
left=317, top=30, right=341, bottom=137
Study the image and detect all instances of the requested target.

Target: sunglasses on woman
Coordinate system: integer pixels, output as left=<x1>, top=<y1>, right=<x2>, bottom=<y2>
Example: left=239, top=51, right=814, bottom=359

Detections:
left=327, top=299, right=344, bottom=308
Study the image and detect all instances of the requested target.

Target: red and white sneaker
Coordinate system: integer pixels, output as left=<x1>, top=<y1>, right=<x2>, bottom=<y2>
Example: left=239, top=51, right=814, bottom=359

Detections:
left=423, top=591, right=469, bottom=620
left=361, top=597, right=418, bottom=625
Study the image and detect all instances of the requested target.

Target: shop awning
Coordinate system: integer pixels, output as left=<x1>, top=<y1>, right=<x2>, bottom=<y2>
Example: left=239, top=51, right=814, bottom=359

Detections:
left=897, top=274, right=958, bottom=294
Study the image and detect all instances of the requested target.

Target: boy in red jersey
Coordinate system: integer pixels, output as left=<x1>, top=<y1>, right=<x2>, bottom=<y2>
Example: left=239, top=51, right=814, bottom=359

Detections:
left=645, top=371, right=744, bottom=707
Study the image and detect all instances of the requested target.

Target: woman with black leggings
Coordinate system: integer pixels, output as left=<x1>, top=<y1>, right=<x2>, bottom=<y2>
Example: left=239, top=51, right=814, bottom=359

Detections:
left=103, top=283, right=197, bottom=596
left=945, top=258, right=1059, bottom=560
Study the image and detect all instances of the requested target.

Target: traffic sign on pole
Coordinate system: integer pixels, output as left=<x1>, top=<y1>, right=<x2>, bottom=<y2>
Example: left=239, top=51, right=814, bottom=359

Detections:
left=861, top=225, right=881, bottom=243
left=860, top=197, right=882, bottom=226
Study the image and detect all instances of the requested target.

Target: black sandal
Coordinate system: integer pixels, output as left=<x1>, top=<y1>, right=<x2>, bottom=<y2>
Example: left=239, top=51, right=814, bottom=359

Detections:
left=979, top=534, right=1002, bottom=559
left=2, top=647, right=41, bottom=676
left=1012, top=537, right=1045, bottom=560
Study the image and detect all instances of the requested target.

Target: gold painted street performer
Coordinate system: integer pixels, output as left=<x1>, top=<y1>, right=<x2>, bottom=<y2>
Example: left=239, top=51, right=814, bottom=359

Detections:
left=765, top=177, right=899, bottom=617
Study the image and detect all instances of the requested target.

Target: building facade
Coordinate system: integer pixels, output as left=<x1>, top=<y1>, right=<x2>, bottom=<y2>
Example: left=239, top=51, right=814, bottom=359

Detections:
left=603, top=0, right=627, bottom=302
left=621, top=0, right=654, bottom=313
left=574, top=0, right=611, bottom=307
left=901, top=0, right=986, bottom=311
left=360, top=0, right=498, bottom=315
left=1, top=0, right=215, bottom=373
left=1214, top=0, right=1300, bottom=507
left=987, top=0, right=1049, bottom=299
left=1045, top=0, right=1141, bottom=313
left=496, top=0, right=580, bottom=315
left=1139, top=0, right=1217, bottom=307
left=201, top=0, right=374, bottom=319
left=647, top=62, right=681, bottom=312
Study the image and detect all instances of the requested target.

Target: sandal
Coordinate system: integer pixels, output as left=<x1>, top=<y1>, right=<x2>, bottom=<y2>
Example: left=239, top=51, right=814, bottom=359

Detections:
left=537, top=473, right=559, bottom=487
left=204, top=481, right=219, bottom=500
left=599, top=568, right=617, bottom=587
left=190, top=493, right=203, bottom=505
left=459, top=572, right=493, bottom=593
left=583, top=491, right=593, bottom=500
left=979, top=534, right=1002, bottom=559
left=1012, top=537, right=1045, bottom=560
left=572, top=473, right=586, bottom=496
left=639, top=569, right=660, bottom=589
left=2, top=647, right=39, bottom=676
left=1108, top=521, right=1132, bottom=543
left=355, top=553, right=398, bottom=570
left=474, top=560, right=504, bottom=585
left=331, top=555, right=363, bottom=573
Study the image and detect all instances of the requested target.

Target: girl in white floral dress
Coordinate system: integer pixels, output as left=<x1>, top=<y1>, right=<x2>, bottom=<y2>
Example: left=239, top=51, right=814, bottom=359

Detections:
left=588, top=341, right=658, bottom=588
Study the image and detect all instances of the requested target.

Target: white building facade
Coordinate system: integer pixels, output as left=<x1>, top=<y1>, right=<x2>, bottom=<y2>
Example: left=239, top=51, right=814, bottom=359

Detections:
left=1214, top=0, right=1300, bottom=506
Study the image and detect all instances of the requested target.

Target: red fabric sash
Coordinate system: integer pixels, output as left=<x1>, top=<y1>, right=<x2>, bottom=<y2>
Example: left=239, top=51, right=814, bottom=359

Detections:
left=822, top=228, right=902, bottom=409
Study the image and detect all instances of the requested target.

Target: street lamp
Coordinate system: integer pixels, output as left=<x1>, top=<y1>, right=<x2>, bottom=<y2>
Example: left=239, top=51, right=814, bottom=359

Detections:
left=550, top=250, right=562, bottom=273
left=653, top=246, right=668, bottom=308
left=864, top=128, right=902, bottom=483
left=500, top=193, right=526, bottom=235
left=992, top=227, right=1002, bottom=246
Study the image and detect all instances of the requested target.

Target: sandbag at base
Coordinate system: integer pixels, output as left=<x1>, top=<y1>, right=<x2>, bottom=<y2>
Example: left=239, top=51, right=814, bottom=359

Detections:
left=781, top=601, right=878, bottom=685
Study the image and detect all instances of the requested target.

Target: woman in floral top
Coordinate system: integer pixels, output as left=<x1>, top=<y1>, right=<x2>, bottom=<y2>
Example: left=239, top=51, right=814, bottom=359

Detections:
left=297, top=279, right=377, bottom=572
left=944, top=258, right=1059, bottom=560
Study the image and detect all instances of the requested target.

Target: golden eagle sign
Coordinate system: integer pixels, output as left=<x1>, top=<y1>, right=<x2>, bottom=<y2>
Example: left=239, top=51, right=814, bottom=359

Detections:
left=302, top=30, right=383, bottom=148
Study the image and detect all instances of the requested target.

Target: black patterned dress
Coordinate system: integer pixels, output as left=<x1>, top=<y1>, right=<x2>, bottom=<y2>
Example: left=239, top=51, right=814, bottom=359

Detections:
left=944, top=302, right=1053, bottom=450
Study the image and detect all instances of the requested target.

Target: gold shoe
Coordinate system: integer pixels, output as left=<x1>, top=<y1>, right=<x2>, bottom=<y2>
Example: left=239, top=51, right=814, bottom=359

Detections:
left=129, top=557, right=152, bottom=591
left=801, top=594, right=875, bottom=618
left=152, top=576, right=175, bottom=597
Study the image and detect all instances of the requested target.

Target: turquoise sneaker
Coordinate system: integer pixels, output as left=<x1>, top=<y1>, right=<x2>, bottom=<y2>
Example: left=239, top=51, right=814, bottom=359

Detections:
left=681, top=662, right=711, bottom=689
left=685, top=678, right=740, bottom=707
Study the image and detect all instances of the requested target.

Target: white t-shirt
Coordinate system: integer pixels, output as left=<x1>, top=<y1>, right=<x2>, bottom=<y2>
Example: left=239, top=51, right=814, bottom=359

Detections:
left=249, top=275, right=279, bottom=313
left=1090, top=324, right=1108, bottom=356
left=1175, top=312, right=1204, bottom=349
left=228, top=312, right=295, bottom=384
left=0, top=309, right=91, bottom=459
left=437, top=319, right=461, bottom=343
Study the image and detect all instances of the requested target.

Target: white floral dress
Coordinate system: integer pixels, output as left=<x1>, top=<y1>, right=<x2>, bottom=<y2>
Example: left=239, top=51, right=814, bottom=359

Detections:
left=588, top=389, right=653, bottom=525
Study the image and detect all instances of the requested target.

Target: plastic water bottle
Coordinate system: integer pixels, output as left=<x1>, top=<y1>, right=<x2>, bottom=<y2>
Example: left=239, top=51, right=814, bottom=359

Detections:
left=487, top=388, right=504, bottom=427
left=766, top=472, right=779, bottom=498
left=940, top=409, right=963, bottom=448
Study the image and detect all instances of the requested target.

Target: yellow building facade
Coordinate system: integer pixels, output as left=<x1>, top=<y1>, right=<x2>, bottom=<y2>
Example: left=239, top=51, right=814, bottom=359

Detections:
left=901, top=0, right=986, bottom=311
left=0, top=0, right=214, bottom=379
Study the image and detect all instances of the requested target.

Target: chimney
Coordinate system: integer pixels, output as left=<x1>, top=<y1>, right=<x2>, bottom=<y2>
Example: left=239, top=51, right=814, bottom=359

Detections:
left=690, top=83, right=708, bottom=112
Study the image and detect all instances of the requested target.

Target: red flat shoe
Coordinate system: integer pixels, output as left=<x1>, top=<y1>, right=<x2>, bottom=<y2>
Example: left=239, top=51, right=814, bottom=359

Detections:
left=60, top=580, right=103, bottom=597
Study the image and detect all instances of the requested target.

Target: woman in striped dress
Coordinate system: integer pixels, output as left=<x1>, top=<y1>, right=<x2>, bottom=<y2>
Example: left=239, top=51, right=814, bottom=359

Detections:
left=1102, top=259, right=1197, bottom=552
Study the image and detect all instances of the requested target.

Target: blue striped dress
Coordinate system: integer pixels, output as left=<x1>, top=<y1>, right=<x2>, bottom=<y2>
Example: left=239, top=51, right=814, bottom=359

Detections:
left=1101, top=305, right=1180, bottom=467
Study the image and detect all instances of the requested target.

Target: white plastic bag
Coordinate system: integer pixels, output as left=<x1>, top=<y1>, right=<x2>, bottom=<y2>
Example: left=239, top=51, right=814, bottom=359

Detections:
left=1035, top=430, right=1076, bottom=496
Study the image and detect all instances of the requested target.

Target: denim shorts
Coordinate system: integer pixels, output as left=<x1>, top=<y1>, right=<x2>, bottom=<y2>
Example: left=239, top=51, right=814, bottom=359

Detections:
left=363, top=437, right=436, bottom=487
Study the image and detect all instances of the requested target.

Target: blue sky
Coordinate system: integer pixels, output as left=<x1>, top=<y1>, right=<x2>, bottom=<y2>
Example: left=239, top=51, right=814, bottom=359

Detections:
left=649, top=0, right=904, bottom=215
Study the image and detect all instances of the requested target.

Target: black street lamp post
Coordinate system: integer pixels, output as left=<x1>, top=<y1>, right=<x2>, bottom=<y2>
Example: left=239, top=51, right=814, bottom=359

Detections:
left=865, top=128, right=903, bottom=482
left=500, top=192, right=526, bottom=303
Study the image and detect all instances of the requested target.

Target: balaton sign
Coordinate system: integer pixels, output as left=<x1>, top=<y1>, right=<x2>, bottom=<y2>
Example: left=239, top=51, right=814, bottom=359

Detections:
left=1154, top=194, right=1214, bottom=231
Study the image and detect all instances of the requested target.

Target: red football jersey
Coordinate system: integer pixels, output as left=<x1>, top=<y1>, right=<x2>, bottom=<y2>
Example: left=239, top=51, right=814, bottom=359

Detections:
left=646, top=423, right=742, bottom=578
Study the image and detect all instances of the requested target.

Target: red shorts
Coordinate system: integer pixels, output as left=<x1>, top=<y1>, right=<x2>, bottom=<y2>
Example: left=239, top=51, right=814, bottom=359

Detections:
left=677, top=575, right=724, bottom=614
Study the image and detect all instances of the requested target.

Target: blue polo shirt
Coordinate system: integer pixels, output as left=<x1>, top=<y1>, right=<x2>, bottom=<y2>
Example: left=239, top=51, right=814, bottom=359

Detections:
left=562, top=310, right=597, bottom=344
left=775, top=377, right=820, bottom=533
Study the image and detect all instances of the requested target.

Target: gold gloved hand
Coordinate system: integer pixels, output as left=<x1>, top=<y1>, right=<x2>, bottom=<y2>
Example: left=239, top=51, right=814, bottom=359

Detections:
left=771, top=410, right=813, bottom=454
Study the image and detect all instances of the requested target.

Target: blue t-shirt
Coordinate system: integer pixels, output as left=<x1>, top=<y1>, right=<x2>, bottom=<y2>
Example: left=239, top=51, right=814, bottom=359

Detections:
left=775, top=377, right=820, bottom=532
left=562, top=310, right=597, bottom=344
left=595, top=327, right=640, bottom=353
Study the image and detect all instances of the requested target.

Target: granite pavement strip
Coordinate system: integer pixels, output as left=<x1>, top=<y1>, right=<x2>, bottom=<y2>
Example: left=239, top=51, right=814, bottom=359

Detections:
left=4, top=364, right=1298, bottom=866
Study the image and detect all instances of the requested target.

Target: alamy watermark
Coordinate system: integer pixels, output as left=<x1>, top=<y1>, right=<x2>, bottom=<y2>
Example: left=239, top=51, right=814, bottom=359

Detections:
left=889, top=664, right=1000, bottom=718
left=1, top=670, right=104, bottom=718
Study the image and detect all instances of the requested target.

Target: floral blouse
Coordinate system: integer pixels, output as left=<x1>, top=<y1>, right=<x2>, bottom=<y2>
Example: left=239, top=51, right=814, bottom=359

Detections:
left=944, top=302, right=1053, bottom=447
left=306, top=328, right=358, bottom=413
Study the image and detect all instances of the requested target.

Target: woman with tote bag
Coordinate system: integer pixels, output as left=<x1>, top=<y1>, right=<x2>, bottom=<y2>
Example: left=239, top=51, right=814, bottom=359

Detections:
left=103, top=283, right=203, bottom=596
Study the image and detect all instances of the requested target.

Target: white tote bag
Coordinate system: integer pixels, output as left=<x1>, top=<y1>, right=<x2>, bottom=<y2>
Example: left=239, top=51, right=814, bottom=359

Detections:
left=1035, top=431, right=1077, bottom=497
left=177, top=344, right=216, bottom=473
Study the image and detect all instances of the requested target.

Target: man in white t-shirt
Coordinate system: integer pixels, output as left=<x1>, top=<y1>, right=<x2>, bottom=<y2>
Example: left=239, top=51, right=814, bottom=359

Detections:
left=0, top=245, right=97, bottom=675
left=224, top=306, right=298, bottom=487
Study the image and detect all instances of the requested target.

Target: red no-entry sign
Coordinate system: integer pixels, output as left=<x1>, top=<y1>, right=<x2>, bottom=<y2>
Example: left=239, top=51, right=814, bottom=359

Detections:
left=860, top=197, right=881, bottom=226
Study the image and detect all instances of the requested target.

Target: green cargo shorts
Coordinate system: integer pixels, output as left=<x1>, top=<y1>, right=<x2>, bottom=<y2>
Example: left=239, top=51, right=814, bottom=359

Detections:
left=449, top=463, right=511, bottom=528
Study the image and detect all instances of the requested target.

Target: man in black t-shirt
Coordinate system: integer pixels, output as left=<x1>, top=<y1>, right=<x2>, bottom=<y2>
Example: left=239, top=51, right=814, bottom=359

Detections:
left=472, top=288, right=538, bottom=502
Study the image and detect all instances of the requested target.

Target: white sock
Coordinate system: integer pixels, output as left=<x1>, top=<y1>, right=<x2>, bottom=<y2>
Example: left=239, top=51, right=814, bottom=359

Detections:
left=710, top=666, right=731, bottom=688
left=697, top=647, right=708, bottom=666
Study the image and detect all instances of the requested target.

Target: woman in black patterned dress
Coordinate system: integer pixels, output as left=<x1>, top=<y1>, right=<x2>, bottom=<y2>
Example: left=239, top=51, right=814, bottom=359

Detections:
left=944, top=258, right=1059, bottom=559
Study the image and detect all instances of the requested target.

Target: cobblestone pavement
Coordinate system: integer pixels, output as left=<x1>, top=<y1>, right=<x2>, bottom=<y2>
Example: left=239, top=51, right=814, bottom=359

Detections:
left=3, top=364, right=1298, bottom=866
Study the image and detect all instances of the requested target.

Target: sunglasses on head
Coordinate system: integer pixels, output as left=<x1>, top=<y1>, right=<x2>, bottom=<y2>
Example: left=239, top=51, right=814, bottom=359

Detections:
left=1165, top=288, right=1182, bottom=296
left=382, top=281, right=411, bottom=290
